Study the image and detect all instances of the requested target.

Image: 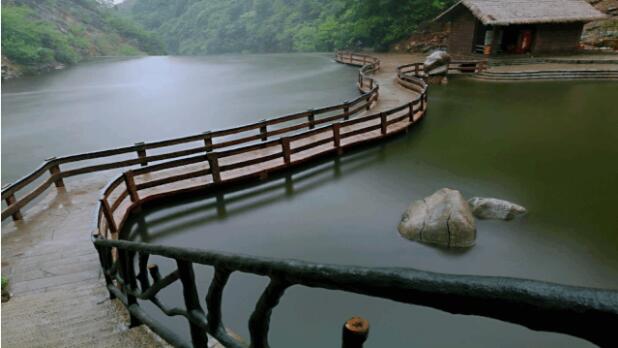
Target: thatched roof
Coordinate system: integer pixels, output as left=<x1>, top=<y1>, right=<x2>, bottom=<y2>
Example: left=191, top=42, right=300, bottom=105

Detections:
left=435, top=0, right=607, bottom=25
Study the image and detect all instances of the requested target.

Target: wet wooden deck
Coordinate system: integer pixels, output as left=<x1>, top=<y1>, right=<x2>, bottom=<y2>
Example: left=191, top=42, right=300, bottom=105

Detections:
left=1, top=53, right=423, bottom=348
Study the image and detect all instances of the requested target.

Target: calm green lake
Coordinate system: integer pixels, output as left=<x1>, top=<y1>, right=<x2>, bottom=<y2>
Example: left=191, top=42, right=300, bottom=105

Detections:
left=3, top=54, right=617, bottom=347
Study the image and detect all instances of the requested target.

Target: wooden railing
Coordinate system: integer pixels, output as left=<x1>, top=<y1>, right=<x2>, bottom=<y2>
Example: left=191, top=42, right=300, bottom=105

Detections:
left=90, top=53, right=617, bottom=348
left=1, top=70, right=379, bottom=222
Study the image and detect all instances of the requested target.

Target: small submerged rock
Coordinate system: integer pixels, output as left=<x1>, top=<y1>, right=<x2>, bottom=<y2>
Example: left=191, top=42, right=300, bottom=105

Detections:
left=468, top=197, right=527, bottom=221
left=398, top=188, right=476, bottom=248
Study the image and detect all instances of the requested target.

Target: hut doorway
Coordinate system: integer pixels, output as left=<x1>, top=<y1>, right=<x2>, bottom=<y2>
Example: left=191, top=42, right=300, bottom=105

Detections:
left=501, top=26, right=535, bottom=54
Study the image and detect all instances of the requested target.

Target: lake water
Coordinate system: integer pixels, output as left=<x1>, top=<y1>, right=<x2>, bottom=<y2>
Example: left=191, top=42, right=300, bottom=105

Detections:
left=3, top=54, right=617, bottom=347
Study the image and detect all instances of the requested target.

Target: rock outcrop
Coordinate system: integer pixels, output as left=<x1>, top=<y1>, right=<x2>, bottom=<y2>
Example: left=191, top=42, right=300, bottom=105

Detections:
left=398, top=188, right=476, bottom=248
left=468, top=197, right=527, bottom=221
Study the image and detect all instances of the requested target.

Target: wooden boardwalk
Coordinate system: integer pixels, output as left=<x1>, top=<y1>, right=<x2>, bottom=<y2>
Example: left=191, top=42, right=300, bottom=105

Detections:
left=1, top=53, right=423, bottom=348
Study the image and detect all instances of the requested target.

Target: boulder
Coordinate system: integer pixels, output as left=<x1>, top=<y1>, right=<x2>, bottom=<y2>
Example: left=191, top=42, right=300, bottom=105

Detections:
left=468, top=197, right=527, bottom=221
left=398, top=188, right=476, bottom=248
left=423, top=50, right=451, bottom=76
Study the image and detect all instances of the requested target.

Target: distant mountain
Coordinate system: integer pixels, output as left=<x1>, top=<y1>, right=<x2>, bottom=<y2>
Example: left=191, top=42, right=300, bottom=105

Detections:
left=1, top=0, right=165, bottom=79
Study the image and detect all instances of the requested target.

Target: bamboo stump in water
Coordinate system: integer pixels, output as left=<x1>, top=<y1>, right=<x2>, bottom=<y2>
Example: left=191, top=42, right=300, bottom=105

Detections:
left=342, top=316, right=369, bottom=348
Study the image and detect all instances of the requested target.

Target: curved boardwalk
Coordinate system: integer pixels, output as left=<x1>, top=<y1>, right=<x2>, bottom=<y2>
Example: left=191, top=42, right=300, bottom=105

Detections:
left=1, top=53, right=420, bottom=348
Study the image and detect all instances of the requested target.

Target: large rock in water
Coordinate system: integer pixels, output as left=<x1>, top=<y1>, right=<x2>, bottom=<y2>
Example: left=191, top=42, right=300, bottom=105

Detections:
left=468, top=197, right=527, bottom=221
left=398, top=188, right=476, bottom=248
left=423, top=50, right=451, bottom=76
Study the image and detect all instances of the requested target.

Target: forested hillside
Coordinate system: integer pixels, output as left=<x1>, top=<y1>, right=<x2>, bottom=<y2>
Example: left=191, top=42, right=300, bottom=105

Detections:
left=124, top=0, right=456, bottom=55
left=1, top=0, right=164, bottom=78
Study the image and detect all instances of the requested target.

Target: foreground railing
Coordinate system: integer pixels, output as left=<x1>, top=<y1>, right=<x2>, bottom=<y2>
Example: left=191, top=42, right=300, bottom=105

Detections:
left=93, top=237, right=618, bottom=348
left=1, top=63, right=379, bottom=222
left=91, top=53, right=617, bottom=348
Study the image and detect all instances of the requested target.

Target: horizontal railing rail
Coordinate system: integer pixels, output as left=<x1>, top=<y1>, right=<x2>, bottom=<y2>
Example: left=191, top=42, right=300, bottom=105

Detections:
left=1, top=62, right=380, bottom=222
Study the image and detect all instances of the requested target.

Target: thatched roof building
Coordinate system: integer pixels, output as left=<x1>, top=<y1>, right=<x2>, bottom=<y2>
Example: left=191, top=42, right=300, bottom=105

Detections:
left=435, top=0, right=607, bottom=55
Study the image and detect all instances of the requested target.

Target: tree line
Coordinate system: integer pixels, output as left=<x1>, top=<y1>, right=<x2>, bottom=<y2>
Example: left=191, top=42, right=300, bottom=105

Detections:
left=126, top=0, right=456, bottom=55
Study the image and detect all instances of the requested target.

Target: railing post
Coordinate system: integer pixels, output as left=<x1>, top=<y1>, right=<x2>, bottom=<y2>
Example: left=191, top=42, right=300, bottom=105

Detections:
left=333, top=123, right=342, bottom=155
left=119, top=249, right=141, bottom=328
left=409, top=102, right=414, bottom=122
left=93, top=241, right=116, bottom=299
left=366, top=94, right=372, bottom=111
left=342, top=317, right=369, bottom=348
left=281, top=137, right=291, bottom=166
left=46, top=157, right=65, bottom=188
left=260, top=120, right=268, bottom=141
left=380, top=113, right=387, bottom=136
left=100, top=198, right=117, bottom=233
left=123, top=171, right=139, bottom=203
left=207, top=153, right=221, bottom=184
left=203, top=131, right=213, bottom=152
left=135, top=142, right=147, bottom=167
left=177, top=260, right=209, bottom=347
left=206, top=267, right=231, bottom=334
left=308, top=110, right=315, bottom=129
left=5, top=193, right=23, bottom=221
left=343, top=102, right=350, bottom=121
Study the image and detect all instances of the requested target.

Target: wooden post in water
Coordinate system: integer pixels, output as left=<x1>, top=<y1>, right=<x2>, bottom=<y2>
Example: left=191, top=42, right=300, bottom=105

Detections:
left=260, top=120, right=268, bottom=141
left=5, top=194, right=23, bottom=221
left=342, top=317, right=369, bottom=348
left=135, top=142, right=147, bottom=166
left=46, top=158, right=65, bottom=188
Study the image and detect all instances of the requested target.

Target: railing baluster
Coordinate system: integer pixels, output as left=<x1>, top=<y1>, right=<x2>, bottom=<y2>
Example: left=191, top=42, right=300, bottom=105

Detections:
left=46, top=158, right=65, bottom=188
left=135, top=142, right=147, bottom=166
left=207, top=153, right=221, bottom=184
left=203, top=131, right=213, bottom=152
left=206, top=267, right=231, bottom=334
left=177, top=260, right=209, bottom=347
left=100, top=198, right=117, bottom=233
left=118, top=249, right=141, bottom=327
left=343, top=102, right=350, bottom=120
left=409, top=102, right=414, bottom=122
left=137, top=253, right=150, bottom=291
left=260, top=120, right=268, bottom=141
left=308, top=110, right=315, bottom=129
left=333, top=123, right=342, bottom=155
left=380, top=113, right=387, bottom=136
left=281, top=138, right=291, bottom=166
left=124, top=171, right=139, bottom=203
left=94, top=241, right=116, bottom=299
left=248, top=279, right=290, bottom=348
left=4, top=193, right=23, bottom=221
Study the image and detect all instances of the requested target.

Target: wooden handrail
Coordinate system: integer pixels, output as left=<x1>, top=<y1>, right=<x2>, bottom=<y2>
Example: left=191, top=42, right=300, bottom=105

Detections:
left=1, top=59, right=380, bottom=222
